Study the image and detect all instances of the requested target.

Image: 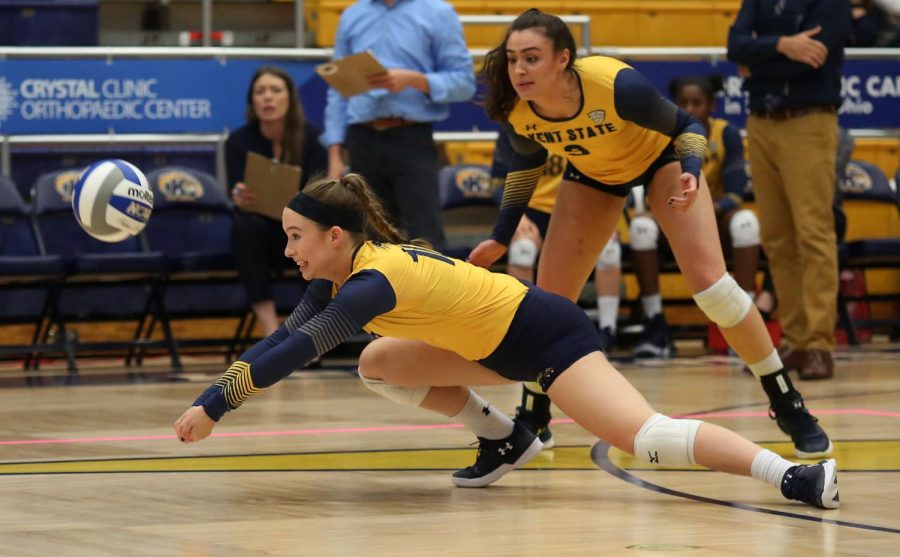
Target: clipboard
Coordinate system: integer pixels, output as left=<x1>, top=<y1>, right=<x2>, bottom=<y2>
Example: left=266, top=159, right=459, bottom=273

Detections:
left=241, top=151, right=302, bottom=221
left=315, top=50, right=387, bottom=97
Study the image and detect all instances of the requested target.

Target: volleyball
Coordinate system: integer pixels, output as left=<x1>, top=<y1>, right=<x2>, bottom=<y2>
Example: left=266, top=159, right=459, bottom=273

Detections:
left=72, top=159, right=154, bottom=243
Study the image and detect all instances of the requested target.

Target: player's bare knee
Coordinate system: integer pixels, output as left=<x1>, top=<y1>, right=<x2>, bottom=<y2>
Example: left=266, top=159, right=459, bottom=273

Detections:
left=633, top=413, right=702, bottom=467
left=358, top=341, right=393, bottom=382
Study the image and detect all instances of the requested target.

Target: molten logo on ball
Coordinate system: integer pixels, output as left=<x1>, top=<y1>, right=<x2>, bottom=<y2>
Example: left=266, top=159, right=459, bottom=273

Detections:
left=72, top=159, right=154, bottom=243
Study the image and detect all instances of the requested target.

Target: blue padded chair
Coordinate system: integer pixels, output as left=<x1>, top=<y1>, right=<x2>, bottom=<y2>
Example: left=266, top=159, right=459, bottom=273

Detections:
left=438, top=164, right=501, bottom=260
left=144, top=166, right=248, bottom=358
left=837, top=161, right=900, bottom=342
left=30, top=168, right=181, bottom=369
left=0, top=174, right=74, bottom=372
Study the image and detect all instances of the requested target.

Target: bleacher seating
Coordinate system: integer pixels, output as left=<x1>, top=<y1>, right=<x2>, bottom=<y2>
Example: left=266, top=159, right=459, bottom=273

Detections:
left=0, top=0, right=98, bottom=46
left=838, top=161, right=900, bottom=339
left=0, top=174, right=73, bottom=371
left=437, top=164, right=500, bottom=260
left=314, top=0, right=742, bottom=48
left=143, top=166, right=247, bottom=359
left=31, top=169, right=180, bottom=370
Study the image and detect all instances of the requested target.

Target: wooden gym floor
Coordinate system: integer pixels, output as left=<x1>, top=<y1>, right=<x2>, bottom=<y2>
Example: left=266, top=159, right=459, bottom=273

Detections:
left=0, top=343, right=897, bottom=556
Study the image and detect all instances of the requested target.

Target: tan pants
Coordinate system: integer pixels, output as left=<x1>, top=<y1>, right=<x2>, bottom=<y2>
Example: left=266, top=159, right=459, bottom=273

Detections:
left=747, top=112, right=839, bottom=352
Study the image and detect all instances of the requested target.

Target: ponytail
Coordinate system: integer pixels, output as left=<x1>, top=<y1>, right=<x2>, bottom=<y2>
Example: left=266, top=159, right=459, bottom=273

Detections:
left=340, top=175, right=406, bottom=243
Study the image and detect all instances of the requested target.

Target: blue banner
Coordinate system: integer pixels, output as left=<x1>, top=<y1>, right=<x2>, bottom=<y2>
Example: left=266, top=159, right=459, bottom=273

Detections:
left=0, top=56, right=896, bottom=134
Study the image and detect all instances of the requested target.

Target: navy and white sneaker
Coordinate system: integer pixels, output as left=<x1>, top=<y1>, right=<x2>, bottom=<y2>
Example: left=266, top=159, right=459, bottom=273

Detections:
left=770, top=395, right=834, bottom=458
left=633, top=314, right=673, bottom=358
left=452, top=420, right=543, bottom=488
left=781, top=458, right=840, bottom=509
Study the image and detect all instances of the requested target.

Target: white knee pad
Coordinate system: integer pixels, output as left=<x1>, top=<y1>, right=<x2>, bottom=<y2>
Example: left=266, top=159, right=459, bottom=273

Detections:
left=508, top=238, right=539, bottom=267
left=629, top=215, right=659, bottom=251
left=729, top=209, right=760, bottom=248
left=358, top=369, right=430, bottom=407
left=633, top=413, right=702, bottom=467
left=596, top=237, right=621, bottom=270
left=692, top=273, right=753, bottom=328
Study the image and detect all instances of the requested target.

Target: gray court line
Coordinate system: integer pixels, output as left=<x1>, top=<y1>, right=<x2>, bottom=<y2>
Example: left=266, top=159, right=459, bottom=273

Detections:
left=590, top=440, right=900, bottom=535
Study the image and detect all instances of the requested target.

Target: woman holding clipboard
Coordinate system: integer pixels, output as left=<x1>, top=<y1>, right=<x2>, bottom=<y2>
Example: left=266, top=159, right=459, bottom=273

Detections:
left=227, top=66, right=328, bottom=336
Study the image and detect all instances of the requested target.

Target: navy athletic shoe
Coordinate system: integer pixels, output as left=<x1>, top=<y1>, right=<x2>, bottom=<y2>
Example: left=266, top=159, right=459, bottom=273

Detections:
left=780, top=458, right=840, bottom=509
left=633, top=314, right=673, bottom=358
left=452, top=420, right=543, bottom=488
left=770, top=395, right=834, bottom=458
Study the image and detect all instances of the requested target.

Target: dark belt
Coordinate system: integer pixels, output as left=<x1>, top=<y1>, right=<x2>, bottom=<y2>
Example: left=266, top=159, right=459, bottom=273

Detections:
left=751, top=105, right=836, bottom=122
left=357, top=117, right=420, bottom=131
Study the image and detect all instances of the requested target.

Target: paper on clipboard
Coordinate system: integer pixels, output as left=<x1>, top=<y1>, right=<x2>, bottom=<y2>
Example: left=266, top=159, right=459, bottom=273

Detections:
left=315, top=50, right=387, bottom=97
left=241, top=151, right=302, bottom=221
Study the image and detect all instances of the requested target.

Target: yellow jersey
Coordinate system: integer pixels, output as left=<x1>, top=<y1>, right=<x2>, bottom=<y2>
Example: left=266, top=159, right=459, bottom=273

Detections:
left=338, top=241, right=528, bottom=360
left=508, top=56, right=671, bottom=185
left=528, top=154, right=564, bottom=214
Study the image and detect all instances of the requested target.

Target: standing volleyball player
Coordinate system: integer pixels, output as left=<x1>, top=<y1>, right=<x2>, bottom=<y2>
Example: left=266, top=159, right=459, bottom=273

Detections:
left=174, top=174, right=839, bottom=510
left=492, top=128, right=623, bottom=447
left=466, top=9, right=831, bottom=458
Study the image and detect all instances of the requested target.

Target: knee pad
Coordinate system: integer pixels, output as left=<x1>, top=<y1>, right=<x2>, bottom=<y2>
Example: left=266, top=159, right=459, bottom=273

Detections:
left=596, top=237, right=621, bottom=270
left=358, top=369, right=430, bottom=407
left=508, top=238, right=539, bottom=267
left=633, top=413, right=702, bottom=467
left=729, top=209, right=760, bottom=248
left=629, top=215, right=659, bottom=252
left=692, top=273, right=753, bottom=328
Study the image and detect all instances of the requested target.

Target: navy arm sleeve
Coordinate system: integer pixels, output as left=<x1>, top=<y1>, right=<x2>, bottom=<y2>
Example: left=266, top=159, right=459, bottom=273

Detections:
left=717, top=124, right=749, bottom=213
left=614, top=69, right=706, bottom=180
left=193, top=271, right=397, bottom=421
left=489, top=122, right=548, bottom=245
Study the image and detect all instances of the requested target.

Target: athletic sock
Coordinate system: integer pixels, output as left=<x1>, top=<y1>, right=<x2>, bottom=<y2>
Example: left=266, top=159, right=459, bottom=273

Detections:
left=597, top=296, right=620, bottom=333
left=751, top=449, right=795, bottom=488
left=453, top=390, right=514, bottom=440
left=641, top=294, right=662, bottom=319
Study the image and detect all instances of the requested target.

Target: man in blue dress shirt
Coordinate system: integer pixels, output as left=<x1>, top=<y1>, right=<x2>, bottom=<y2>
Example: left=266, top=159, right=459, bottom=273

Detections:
left=322, top=0, right=476, bottom=248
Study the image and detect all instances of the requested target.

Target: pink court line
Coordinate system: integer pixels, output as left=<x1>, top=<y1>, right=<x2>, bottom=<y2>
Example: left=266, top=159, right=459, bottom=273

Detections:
left=0, top=408, right=897, bottom=447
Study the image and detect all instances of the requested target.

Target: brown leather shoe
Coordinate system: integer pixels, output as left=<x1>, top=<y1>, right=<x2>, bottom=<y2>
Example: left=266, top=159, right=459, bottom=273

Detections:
left=779, top=347, right=808, bottom=372
left=799, top=350, right=834, bottom=380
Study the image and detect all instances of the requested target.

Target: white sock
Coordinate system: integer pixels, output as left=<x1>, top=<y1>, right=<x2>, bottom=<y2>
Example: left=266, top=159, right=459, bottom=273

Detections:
left=751, top=449, right=795, bottom=488
left=748, top=349, right=783, bottom=378
left=452, top=390, right=514, bottom=440
left=746, top=289, right=757, bottom=302
left=641, top=294, right=662, bottom=319
left=597, top=296, right=619, bottom=332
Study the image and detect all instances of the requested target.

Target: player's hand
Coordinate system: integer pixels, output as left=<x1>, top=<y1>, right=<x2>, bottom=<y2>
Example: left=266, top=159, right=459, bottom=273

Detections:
left=327, top=145, right=346, bottom=180
left=174, top=405, right=215, bottom=444
left=468, top=239, right=507, bottom=268
left=367, top=69, right=426, bottom=93
left=668, top=173, right=698, bottom=212
left=231, top=182, right=255, bottom=208
left=776, top=26, right=828, bottom=68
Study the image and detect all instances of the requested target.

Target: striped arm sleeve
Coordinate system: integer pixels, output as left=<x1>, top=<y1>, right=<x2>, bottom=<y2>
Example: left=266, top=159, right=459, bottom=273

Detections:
left=284, top=280, right=333, bottom=331
left=193, top=271, right=397, bottom=421
left=614, top=68, right=706, bottom=180
left=490, top=123, right=548, bottom=245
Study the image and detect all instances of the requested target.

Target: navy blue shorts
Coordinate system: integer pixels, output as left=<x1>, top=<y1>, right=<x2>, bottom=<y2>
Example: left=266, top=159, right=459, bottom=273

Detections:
left=478, top=286, right=601, bottom=390
left=524, top=207, right=551, bottom=239
left=562, top=142, right=678, bottom=198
